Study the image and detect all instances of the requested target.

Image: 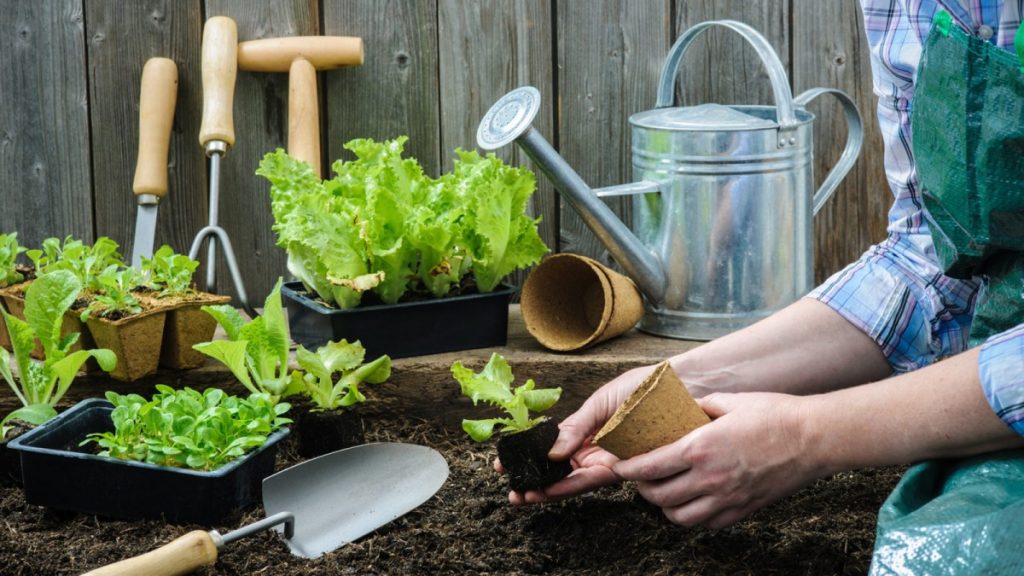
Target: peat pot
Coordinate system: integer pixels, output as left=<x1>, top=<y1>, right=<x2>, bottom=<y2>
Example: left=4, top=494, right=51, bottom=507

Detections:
left=477, top=19, right=863, bottom=340
left=8, top=398, right=288, bottom=524
left=282, top=281, right=515, bottom=359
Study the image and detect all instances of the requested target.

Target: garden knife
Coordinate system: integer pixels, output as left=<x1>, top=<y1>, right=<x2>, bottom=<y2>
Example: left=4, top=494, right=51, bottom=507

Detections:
left=129, top=57, right=178, bottom=269
left=82, top=443, right=450, bottom=576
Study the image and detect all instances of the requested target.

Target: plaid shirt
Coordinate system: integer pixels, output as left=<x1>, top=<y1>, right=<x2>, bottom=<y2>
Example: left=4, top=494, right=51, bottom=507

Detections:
left=809, top=0, right=1024, bottom=434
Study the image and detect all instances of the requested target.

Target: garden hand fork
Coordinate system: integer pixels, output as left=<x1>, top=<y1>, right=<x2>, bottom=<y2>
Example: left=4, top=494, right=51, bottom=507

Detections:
left=188, top=16, right=251, bottom=313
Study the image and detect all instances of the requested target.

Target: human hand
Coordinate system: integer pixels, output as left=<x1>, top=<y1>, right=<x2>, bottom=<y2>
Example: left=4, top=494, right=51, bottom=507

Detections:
left=495, top=363, right=660, bottom=505
left=612, top=391, right=822, bottom=529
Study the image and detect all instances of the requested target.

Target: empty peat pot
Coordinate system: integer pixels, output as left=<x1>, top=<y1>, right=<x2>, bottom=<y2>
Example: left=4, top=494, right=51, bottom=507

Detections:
left=593, top=361, right=710, bottom=459
left=520, top=253, right=643, bottom=352
left=498, top=419, right=572, bottom=492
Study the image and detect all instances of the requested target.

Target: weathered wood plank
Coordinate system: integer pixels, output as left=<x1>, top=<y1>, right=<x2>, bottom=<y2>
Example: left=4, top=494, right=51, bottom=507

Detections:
left=792, top=0, right=889, bottom=282
left=85, top=0, right=204, bottom=264
left=202, top=0, right=319, bottom=305
left=673, top=2, right=791, bottom=107
left=437, top=0, right=557, bottom=270
left=0, top=0, right=92, bottom=248
left=323, top=0, right=440, bottom=176
left=556, top=0, right=671, bottom=267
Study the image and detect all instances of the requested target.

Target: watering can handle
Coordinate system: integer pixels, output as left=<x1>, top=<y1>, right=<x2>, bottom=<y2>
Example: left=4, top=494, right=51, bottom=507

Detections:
left=656, top=20, right=799, bottom=131
left=793, top=88, right=864, bottom=216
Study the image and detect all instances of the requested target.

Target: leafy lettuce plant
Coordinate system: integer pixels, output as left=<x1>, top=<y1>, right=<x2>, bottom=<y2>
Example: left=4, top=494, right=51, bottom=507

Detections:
left=0, top=271, right=117, bottom=439
left=451, top=353, right=561, bottom=442
left=193, top=278, right=298, bottom=400
left=0, top=232, right=26, bottom=287
left=258, top=136, right=548, bottom=309
left=140, top=245, right=200, bottom=297
left=292, top=340, right=391, bottom=411
left=83, top=385, right=291, bottom=471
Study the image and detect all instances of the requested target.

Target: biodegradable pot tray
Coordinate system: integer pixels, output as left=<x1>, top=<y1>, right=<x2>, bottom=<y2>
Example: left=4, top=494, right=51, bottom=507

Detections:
left=282, top=281, right=515, bottom=359
left=157, top=293, right=232, bottom=370
left=8, top=398, right=288, bottom=524
left=86, top=309, right=166, bottom=381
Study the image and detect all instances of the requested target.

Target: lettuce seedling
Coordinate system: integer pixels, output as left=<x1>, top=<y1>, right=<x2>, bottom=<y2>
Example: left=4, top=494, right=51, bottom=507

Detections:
left=292, top=339, right=391, bottom=411
left=452, top=353, right=562, bottom=442
left=193, top=278, right=299, bottom=400
left=0, top=271, right=117, bottom=439
left=83, top=385, right=291, bottom=471
left=26, top=235, right=125, bottom=288
left=79, top=267, right=144, bottom=321
left=140, top=245, right=200, bottom=297
left=0, top=232, right=26, bottom=287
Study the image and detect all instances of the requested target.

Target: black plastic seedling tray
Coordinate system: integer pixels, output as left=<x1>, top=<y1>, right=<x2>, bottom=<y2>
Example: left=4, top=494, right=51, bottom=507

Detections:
left=282, top=281, right=515, bottom=359
left=9, top=398, right=288, bottom=524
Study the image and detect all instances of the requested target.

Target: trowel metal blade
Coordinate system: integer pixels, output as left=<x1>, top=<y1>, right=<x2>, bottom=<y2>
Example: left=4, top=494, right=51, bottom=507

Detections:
left=262, top=442, right=450, bottom=559
left=130, top=203, right=158, bottom=268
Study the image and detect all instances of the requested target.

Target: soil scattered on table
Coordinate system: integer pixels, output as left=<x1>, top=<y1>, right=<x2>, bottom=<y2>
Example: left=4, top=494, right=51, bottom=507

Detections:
left=0, top=401, right=902, bottom=575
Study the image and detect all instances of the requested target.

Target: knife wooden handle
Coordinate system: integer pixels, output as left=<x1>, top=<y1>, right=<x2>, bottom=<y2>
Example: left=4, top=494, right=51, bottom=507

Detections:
left=237, top=36, right=363, bottom=72
left=132, top=57, right=177, bottom=199
left=81, top=530, right=218, bottom=576
left=288, top=57, right=321, bottom=176
left=199, top=16, right=237, bottom=150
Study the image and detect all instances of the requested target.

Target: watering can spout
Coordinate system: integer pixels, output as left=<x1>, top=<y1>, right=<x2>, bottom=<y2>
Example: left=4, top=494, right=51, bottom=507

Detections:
left=477, top=87, right=667, bottom=305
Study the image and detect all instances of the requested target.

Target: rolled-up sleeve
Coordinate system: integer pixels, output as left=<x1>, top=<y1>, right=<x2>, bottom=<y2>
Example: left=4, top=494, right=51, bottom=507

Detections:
left=979, top=326, right=1024, bottom=434
left=808, top=233, right=976, bottom=374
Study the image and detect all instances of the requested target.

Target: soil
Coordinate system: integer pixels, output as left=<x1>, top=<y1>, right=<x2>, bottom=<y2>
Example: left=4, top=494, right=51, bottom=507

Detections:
left=497, top=419, right=573, bottom=492
left=0, top=396, right=905, bottom=575
left=292, top=400, right=366, bottom=459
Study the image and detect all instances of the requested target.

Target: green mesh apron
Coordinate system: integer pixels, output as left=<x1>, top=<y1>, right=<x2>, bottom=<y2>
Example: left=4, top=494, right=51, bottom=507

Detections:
left=870, top=11, right=1024, bottom=575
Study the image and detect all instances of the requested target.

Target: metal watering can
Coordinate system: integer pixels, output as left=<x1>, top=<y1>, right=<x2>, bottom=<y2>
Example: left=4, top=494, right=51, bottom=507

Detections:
left=477, top=19, right=864, bottom=340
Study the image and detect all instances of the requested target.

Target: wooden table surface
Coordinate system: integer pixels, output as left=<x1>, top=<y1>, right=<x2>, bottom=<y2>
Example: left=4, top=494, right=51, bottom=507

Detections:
left=2, top=305, right=703, bottom=426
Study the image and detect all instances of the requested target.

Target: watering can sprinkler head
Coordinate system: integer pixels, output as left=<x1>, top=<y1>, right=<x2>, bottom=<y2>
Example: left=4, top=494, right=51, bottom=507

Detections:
left=476, top=87, right=669, bottom=306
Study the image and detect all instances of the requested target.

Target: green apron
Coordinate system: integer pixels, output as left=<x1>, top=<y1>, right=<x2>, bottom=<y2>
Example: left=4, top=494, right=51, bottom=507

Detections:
left=870, top=10, right=1024, bottom=575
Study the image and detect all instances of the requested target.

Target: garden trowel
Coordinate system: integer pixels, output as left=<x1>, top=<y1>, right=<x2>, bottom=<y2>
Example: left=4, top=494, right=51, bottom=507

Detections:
left=129, top=57, right=178, bottom=269
left=82, top=443, right=449, bottom=576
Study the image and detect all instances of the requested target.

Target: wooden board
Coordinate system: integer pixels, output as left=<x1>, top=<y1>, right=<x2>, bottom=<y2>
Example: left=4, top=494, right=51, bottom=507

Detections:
left=85, top=0, right=204, bottom=263
left=0, top=0, right=93, bottom=248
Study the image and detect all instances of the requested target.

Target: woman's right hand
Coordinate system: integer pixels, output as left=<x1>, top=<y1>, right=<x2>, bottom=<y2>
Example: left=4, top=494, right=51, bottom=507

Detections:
left=499, top=363, right=659, bottom=505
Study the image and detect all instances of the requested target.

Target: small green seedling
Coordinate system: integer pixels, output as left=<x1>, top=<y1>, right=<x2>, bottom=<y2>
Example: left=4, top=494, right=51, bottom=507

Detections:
left=83, top=385, right=291, bottom=471
left=79, top=267, right=143, bottom=321
left=193, top=278, right=298, bottom=400
left=27, top=236, right=124, bottom=287
left=140, top=245, right=200, bottom=297
left=0, top=232, right=26, bottom=288
left=0, top=271, right=117, bottom=439
left=452, top=352, right=562, bottom=442
left=292, top=339, right=391, bottom=411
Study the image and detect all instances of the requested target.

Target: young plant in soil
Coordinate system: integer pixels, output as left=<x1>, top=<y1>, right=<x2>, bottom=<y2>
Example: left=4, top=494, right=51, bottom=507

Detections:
left=26, top=235, right=124, bottom=289
left=0, top=271, right=117, bottom=438
left=290, top=339, right=391, bottom=457
left=78, top=267, right=144, bottom=321
left=452, top=352, right=571, bottom=492
left=193, top=278, right=299, bottom=401
left=82, top=385, right=291, bottom=471
left=139, top=244, right=200, bottom=298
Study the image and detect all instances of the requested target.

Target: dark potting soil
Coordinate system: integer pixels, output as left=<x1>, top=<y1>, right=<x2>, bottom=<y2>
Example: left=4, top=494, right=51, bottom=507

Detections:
left=0, top=404, right=904, bottom=576
left=497, top=418, right=573, bottom=492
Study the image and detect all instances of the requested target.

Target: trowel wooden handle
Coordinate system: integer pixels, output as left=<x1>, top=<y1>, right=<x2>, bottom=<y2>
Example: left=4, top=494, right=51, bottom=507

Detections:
left=199, top=16, right=237, bottom=150
left=237, top=36, right=364, bottom=72
left=289, top=57, right=321, bottom=176
left=81, top=530, right=218, bottom=576
left=132, top=57, right=177, bottom=199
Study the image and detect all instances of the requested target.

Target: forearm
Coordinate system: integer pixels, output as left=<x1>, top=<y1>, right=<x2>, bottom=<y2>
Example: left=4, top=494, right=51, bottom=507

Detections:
left=669, top=298, right=892, bottom=397
left=805, top=347, right=1024, bottom=475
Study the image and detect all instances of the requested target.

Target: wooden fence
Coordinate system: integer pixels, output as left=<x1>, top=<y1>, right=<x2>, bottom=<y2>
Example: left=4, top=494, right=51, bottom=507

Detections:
left=0, top=0, right=887, bottom=305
